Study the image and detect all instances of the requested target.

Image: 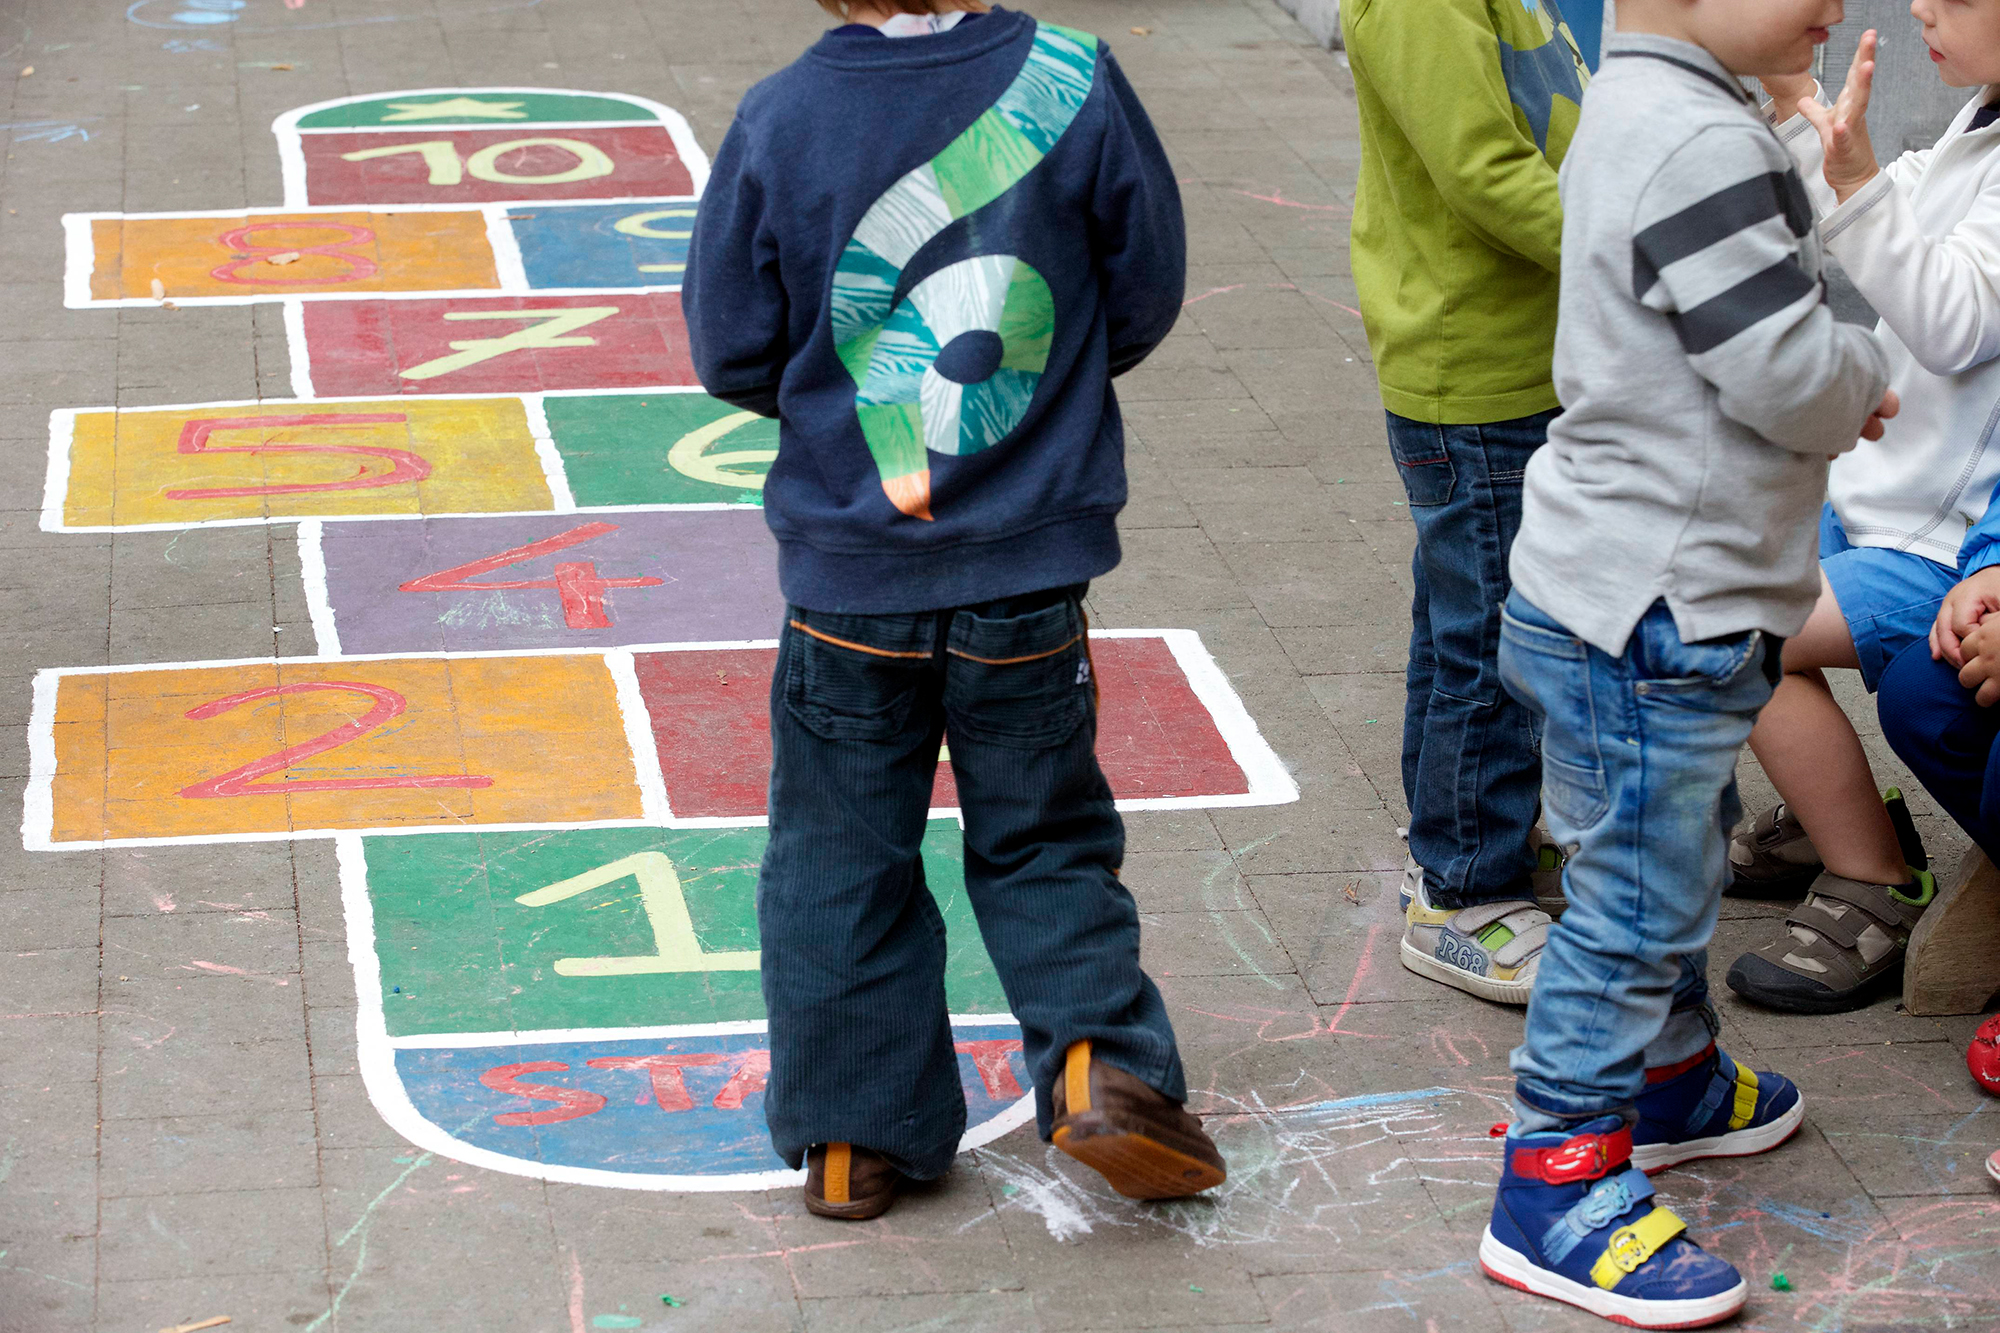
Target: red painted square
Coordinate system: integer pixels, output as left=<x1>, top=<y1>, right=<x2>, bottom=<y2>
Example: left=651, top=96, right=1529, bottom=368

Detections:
left=302, top=293, right=698, bottom=395
left=301, top=127, right=695, bottom=205
left=634, top=638, right=1251, bottom=821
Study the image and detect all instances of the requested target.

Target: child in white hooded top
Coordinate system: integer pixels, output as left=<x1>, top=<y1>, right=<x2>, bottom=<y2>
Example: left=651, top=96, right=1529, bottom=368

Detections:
left=1726, top=10, right=2000, bottom=1014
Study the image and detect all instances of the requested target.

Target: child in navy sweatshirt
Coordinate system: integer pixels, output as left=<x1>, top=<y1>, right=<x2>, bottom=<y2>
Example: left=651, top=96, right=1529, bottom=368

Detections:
left=684, top=0, right=1225, bottom=1221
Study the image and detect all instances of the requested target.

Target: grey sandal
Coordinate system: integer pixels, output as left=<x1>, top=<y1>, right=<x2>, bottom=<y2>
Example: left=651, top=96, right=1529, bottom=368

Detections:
left=1727, top=789, right=1926, bottom=899
left=1726, top=869, right=1936, bottom=1013
left=1726, top=803, right=1822, bottom=898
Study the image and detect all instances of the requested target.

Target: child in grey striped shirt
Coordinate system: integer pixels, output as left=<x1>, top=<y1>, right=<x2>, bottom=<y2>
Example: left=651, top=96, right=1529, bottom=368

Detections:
left=1480, top=1, right=1896, bottom=1327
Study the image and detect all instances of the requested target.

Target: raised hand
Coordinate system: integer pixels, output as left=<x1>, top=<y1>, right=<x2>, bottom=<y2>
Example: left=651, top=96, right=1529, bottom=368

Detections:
left=1799, top=29, right=1881, bottom=203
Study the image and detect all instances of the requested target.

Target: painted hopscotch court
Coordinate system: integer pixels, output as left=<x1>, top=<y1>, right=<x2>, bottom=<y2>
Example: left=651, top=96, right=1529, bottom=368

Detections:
left=27, top=87, right=1299, bottom=1190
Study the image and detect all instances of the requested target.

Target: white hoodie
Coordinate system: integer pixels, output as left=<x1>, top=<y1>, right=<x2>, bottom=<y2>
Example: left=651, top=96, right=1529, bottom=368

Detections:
left=1780, top=88, right=2000, bottom=567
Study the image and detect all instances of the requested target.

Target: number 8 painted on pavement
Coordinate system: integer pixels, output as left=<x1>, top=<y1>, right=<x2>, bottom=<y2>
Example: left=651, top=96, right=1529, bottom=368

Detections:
left=830, top=22, right=1097, bottom=521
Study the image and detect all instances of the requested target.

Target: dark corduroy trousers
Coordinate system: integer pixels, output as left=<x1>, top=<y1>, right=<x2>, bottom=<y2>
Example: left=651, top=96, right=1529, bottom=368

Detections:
left=757, top=584, right=1184, bottom=1180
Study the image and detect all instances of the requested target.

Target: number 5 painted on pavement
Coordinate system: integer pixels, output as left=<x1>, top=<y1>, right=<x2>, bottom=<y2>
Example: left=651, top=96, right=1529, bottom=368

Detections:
left=517, top=851, right=761, bottom=977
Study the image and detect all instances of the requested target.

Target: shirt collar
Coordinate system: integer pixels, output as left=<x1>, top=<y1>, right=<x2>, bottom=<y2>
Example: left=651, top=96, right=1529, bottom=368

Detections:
left=1603, top=33, right=1752, bottom=104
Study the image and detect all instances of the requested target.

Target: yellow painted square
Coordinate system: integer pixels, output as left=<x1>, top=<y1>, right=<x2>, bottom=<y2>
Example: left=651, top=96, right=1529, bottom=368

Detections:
left=49, top=656, right=643, bottom=843
left=88, top=211, right=499, bottom=302
left=62, top=398, right=553, bottom=528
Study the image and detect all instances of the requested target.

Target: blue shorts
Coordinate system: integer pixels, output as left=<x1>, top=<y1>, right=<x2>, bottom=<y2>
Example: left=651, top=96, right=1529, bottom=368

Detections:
left=1819, top=505, right=1958, bottom=691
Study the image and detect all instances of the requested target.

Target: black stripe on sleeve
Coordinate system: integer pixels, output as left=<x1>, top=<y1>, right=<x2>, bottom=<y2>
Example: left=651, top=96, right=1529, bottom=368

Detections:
left=1665, top=259, right=1819, bottom=355
left=1631, top=171, right=1814, bottom=298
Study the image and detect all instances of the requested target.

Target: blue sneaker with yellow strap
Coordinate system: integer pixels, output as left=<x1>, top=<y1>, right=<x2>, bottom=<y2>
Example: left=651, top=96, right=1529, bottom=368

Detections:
left=1631, top=1044, right=1804, bottom=1175
left=1481, top=1116, right=1747, bottom=1328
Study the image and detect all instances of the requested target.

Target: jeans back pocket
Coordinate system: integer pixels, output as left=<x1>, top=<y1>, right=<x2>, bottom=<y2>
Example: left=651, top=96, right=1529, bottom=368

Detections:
left=942, top=599, right=1090, bottom=749
left=784, top=611, right=931, bottom=742
left=1386, top=416, right=1458, bottom=507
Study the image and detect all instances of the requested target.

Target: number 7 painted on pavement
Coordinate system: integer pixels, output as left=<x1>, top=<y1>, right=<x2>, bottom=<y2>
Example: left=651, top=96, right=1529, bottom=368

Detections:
left=516, top=851, right=761, bottom=976
left=398, top=307, right=620, bottom=382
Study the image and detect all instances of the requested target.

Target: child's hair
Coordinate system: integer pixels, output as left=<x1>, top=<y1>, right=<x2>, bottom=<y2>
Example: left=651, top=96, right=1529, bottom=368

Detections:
left=815, top=0, right=989, bottom=15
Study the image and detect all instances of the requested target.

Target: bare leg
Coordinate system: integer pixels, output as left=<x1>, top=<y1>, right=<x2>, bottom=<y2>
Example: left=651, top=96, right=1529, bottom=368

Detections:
left=1746, top=575, right=1908, bottom=885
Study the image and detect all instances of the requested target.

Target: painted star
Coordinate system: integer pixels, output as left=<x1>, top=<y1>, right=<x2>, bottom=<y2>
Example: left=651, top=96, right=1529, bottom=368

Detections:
left=380, top=97, right=528, bottom=121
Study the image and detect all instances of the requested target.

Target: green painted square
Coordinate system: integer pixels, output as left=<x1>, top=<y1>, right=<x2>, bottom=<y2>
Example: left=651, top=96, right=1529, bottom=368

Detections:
left=545, top=392, right=773, bottom=506
left=297, top=93, right=662, bottom=129
left=362, top=821, right=1007, bottom=1038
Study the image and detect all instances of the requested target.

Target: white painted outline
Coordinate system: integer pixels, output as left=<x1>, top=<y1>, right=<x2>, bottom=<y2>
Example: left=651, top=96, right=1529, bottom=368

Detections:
left=23, top=632, right=1296, bottom=852
left=40, top=388, right=745, bottom=535
left=338, top=832, right=1034, bottom=1192
left=296, top=518, right=341, bottom=657
left=281, top=299, right=314, bottom=398
left=271, top=87, right=712, bottom=208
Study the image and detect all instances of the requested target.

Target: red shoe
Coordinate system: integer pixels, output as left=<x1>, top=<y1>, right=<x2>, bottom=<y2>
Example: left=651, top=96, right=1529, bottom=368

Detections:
left=1970, top=1014, right=2000, bottom=1096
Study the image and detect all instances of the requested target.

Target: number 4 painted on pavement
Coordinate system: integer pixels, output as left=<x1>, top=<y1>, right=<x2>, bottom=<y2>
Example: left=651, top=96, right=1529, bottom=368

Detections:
left=516, top=851, right=761, bottom=976
left=399, top=521, right=661, bottom=629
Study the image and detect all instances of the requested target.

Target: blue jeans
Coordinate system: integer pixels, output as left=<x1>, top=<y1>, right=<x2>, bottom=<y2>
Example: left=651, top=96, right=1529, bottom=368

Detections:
left=1387, top=410, right=1550, bottom=907
left=1879, top=641, right=2000, bottom=857
left=1498, top=593, right=1778, bottom=1128
left=757, top=585, right=1183, bottom=1180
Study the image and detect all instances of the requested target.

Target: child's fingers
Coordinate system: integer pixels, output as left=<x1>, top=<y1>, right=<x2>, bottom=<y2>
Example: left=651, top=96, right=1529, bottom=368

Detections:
left=1848, top=30, right=1878, bottom=97
left=1932, top=622, right=1951, bottom=663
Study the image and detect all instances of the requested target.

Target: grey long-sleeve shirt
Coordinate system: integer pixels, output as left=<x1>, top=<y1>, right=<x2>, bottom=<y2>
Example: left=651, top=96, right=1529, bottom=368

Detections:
left=1509, top=34, right=1890, bottom=656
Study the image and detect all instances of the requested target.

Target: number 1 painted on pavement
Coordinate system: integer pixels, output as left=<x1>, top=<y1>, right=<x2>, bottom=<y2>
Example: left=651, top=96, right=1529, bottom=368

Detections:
left=516, top=851, right=761, bottom=977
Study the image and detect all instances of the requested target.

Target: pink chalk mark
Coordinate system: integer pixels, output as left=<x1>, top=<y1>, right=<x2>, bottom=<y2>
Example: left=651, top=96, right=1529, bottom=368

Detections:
left=152, top=894, right=176, bottom=913
left=1327, top=923, right=1381, bottom=1036
left=566, top=1250, right=586, bottom=1333
left=1181, top=280, right=1362, bottom=319
left=182, top=960, right=292, bottom=986
left=1229, top=187, right=1351, bottom=214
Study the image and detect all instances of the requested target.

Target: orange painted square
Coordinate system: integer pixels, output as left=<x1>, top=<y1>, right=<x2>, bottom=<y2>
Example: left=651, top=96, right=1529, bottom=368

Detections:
left=49, top=656, right=642, bottom=843
left=87, top=210, right=498, bottom=302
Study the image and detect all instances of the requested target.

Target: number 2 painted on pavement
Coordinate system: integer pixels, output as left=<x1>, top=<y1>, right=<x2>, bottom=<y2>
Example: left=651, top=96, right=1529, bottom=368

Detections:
left=399, top=522, right=662, bottom=630
left=178, top=681, right=495, bottom=799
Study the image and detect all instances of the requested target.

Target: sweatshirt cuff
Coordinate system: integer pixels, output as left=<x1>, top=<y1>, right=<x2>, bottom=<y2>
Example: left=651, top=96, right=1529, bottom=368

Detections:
left=1964, top=544, right=2000, bottom=578
left=1820, top=168, right=1897, bottom=250
left=1763, top=81, right=1823, bottom=136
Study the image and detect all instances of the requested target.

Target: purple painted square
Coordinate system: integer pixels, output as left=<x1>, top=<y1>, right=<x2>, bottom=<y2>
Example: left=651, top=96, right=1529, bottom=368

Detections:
left=319, top=510, right=783, bottom=654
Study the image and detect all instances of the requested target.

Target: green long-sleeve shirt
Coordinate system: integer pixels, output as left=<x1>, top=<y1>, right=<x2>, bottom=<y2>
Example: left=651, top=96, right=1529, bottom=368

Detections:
left=1343, top=0, right=1589, bottom=423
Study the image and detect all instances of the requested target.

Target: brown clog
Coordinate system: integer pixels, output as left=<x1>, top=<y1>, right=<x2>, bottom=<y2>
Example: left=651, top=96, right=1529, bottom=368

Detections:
left=803, top=1142, right=903, bottom=1220
left=1050, top=1040, right=1226, bottom=1199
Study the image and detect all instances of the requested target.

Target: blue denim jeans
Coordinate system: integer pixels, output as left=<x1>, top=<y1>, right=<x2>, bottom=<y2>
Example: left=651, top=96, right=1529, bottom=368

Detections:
left=1387, top=410, right=1551, bottom=908
left=757, top=585, right=1184, bottom=1180
left=1498, top=593, right=1778, bottom=1129
left=1878, top=641, right=2000, bottom=858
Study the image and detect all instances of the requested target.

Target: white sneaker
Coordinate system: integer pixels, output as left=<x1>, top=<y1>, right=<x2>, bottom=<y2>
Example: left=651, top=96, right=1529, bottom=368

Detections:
left=1400, top=872, right=1550, bottom=1005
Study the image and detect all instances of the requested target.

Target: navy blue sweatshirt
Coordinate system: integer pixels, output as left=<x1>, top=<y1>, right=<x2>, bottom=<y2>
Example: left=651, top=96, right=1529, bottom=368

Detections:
left=683, top=8, right=1185, bottom=613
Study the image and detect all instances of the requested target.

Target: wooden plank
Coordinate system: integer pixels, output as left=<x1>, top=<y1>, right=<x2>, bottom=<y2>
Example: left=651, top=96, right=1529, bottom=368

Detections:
left=1903, top=844, right=2000, bottom=1016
